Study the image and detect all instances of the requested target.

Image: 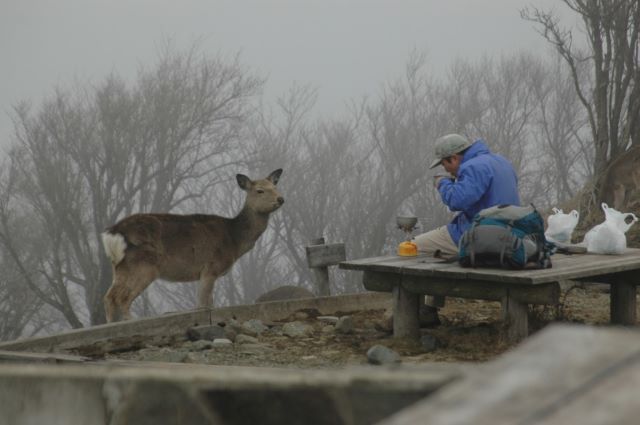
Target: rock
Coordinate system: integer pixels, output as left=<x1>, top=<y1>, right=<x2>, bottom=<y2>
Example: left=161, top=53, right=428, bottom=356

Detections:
left=335, top=316, right=354, bottom=334
left=223, top=327, right=237, bottom=342
left=212, top=338, right=233, bottom=348
left=254, top=285, right=315, bottom=303
left=375, top=309, right=394, bottom=332
left=224, top=319, right=242, bottom=334
left=293, top=311, right=309, bottom=320
left=420, top=334, right=438, bottom=352
left=238, top=343, right=273, bottom=354
left=235, top=334, right=259, bottom=345
left=242, top=319, right=268, bottom=335
left=321, top=325, right=335, bottom=334
left=189, top=340, right=213, bottom=351
left=282, top=321, right=314, bottom=338
left=186, top=325, right=225, bottom=341
left=317, top=316, right=339, bottom=324
left=139, top=348, right=188, bottom=363
left=366, top=345, right=401, bottom=365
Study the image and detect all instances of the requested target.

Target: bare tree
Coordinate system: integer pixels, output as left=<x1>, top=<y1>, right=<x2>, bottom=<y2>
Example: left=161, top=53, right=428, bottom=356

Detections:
left=529, top=56, right=592, bottom=205
left=523, top=0, right=640, bottom=206
left=0, top=42, right=262, bottom=326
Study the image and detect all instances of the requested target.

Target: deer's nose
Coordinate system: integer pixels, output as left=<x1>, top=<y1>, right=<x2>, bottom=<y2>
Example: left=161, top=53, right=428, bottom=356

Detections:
left=277, top=197, right=285, bottom=205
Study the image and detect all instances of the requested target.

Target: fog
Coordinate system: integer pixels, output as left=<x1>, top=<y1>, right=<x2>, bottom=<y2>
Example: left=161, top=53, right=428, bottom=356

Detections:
left=1, top=0, right=567, bottom=147
left=3, top=0, right=600, bottom=333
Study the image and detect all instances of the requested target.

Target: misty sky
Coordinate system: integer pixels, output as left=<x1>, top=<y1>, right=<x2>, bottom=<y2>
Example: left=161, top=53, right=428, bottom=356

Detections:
left=1, top=0, right=570, bottom=148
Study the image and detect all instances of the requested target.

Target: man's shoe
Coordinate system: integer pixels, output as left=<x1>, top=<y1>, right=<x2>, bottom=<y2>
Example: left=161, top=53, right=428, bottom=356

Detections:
left=419, top=305, right=441, bottom=327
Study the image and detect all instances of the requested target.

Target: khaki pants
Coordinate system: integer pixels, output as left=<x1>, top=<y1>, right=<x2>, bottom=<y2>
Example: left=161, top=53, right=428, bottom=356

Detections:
left=413, top=225, right=458, bottom=257
left=412, top=225, right=458, bottom=308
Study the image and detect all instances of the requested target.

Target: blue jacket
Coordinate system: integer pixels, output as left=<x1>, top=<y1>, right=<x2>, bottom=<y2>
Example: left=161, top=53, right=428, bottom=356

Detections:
left=437, top=140, right=520, bottom=244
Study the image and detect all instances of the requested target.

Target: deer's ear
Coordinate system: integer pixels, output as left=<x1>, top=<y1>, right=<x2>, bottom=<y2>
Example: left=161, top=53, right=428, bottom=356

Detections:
left=236, top=174, right=252, bottom=190
left=267, top=169, right=283, bottom=185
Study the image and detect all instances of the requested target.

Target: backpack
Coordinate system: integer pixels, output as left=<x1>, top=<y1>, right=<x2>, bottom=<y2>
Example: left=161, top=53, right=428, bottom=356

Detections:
left=458, top=204, right=555, bottom=269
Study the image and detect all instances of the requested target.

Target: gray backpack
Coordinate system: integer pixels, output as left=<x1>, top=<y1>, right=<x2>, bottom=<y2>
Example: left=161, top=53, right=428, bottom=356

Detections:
left=458, top=204, right=554, bottom=269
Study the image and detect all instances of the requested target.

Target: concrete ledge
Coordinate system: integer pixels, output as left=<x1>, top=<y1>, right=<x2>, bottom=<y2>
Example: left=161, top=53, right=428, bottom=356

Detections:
left=0, top=292, right=391, bottom=354
left=0, top=362, right=462, bottom=425
left=0, top=350, right=91, bottom=364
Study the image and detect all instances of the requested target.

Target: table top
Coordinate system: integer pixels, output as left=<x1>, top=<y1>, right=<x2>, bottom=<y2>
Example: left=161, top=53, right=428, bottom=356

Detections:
left=339, top=248, right=640, bottom=285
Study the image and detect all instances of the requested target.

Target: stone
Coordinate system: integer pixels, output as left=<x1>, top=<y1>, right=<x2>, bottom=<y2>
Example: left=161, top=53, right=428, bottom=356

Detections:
left=321, top=325, right=335, bottom=334
left=375, top=309, right=394, bottom=332
left=242, top=319, right=268, bottom=335
left=317, top=316, right=339, bottom=324
left=212, top=338, right=233, bottom=348
left=282, top=321, right=314, bottom=338
left=223, top=327, right=237, bottom=342
left=335, top=316, right=354, bottom=334
left=238, top=343, right=273, bottom=354
left=189, top=340, right=213, bottom=351
left=293, top=311, right=309, bottom=320
left=420, top=334, right=438, bottom=352
left=186, top=325, right=225, bottom=341
left=138, top=348, right=188, bottom=363
left=366, top=345, right=401, bottom=365
left=235, top=334, right=259, bottom=345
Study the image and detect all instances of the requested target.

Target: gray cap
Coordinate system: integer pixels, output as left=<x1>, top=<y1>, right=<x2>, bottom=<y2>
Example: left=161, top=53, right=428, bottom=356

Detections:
left=429, top=133, right=472, bottom=169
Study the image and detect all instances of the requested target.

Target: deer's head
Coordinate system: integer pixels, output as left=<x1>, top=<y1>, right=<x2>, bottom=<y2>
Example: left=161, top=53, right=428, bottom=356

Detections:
left=237, top=169, right=284, bottom=214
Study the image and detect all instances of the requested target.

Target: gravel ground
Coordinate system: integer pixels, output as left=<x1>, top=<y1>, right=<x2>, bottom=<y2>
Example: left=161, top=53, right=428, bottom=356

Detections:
left=103, top=283, right=626, bottom=368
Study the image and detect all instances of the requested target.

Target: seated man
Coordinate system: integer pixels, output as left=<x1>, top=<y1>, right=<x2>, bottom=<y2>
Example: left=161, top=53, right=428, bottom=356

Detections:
left=414, top=133, right=521, bottom=324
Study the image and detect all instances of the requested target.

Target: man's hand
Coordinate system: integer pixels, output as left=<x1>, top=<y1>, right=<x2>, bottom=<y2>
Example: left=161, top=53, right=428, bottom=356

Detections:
left=433, top=173, right=452, bottom=188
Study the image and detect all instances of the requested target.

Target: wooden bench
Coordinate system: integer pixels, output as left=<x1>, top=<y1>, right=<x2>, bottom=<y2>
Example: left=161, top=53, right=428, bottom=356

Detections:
left=339, top=248, right=640, bottom=342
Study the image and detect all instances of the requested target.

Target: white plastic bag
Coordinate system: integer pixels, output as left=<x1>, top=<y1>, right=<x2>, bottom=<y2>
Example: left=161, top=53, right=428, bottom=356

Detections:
left=601, top=203, right=638, bottom=233
left=584, top=203, right=638, bottom=254
left=545, top=207, right=580, bottom=243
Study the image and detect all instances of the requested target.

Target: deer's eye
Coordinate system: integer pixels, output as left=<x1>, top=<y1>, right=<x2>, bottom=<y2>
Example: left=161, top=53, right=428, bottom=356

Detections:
left=257, top=189, right=264, bottom=194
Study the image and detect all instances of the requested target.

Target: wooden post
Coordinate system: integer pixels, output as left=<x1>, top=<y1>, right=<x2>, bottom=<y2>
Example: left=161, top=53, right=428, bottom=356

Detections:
left=611, top=280, right=637, bottom=325
left=501, top=291, right=528, bottom=343
left=305, top=238, right=346, bottom=297
left=393, top=284, right=420, bottom=339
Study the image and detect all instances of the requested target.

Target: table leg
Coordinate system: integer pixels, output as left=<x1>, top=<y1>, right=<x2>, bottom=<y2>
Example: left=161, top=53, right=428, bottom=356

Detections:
left=425, top=295, right=445, bottom=308
left=611, top=280, right=637, bottom=325
left=501, top=293, right=528, bottom=343
left=393, top=284, right=420, bottom=339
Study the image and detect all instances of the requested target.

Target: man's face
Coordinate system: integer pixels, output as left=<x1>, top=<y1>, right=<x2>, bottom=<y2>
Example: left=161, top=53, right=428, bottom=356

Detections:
left=442, top=154, right=462, bottom=176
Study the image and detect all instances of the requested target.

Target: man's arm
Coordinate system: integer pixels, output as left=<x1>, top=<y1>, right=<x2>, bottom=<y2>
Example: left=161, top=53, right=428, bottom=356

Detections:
left=437, top=163, right=492, bottom=211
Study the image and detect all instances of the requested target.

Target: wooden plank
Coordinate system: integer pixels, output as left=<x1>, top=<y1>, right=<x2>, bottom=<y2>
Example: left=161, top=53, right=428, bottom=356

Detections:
left=392, top=285, right=420, bottom=339
left=611, top=280, right=637, bottom=325
left=306, top=243, right=346, bottom=268
left=339, top=255, right=431, bottom=271
left=532, top=357, right=640, bottom=424
left=0, top=350, right=90, bottom=364
left=363, top=270, right=395, bottom=292
left=341, top=249, right=640, bottom=286
left=501, top=293, right=528, bottom=342
left=311, top=267, right=331, bottom=296
left=380, top=325, right=640, bottom=425
left=399, top=274, right=559, bottom=305
left=0, top=293, right=392, bottom=354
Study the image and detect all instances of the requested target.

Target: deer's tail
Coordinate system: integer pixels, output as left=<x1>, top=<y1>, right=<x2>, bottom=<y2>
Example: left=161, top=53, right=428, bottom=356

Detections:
left=101, top=231, right=127, bottom=266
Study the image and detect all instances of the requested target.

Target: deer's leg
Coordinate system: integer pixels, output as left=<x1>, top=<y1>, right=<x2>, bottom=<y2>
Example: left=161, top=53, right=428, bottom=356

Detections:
left=104, top=262, right=157, bottom=322
left=198, top=274, right=219, bottom=308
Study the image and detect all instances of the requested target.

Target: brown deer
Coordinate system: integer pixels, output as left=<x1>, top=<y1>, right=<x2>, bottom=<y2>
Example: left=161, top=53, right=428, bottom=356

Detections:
left=602, top=145, right=640, bottom=210
left=101, top=169, right=284, bottom=322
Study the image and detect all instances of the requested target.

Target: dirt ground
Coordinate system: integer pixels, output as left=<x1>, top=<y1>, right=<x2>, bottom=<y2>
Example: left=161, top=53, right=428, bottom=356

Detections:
left=104, top=283, right=627, bottom=369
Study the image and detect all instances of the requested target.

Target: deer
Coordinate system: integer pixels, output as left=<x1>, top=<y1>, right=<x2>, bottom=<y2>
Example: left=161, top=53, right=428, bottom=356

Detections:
left=101, top=169, right=284, bottom=322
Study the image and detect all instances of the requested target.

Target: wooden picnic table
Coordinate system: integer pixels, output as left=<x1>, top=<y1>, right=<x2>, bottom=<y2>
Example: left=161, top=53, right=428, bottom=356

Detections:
left=339, top=248, right=640, bottom=342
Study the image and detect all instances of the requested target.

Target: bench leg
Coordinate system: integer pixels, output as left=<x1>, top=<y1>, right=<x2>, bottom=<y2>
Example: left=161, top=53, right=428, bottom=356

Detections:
left=501, top=294, right=528, bottom=343
left=611, top=281, right=637, bottom=325
left=424, top=295, right=445, bottom=308
left=393, top=284, right=420, bottom=339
